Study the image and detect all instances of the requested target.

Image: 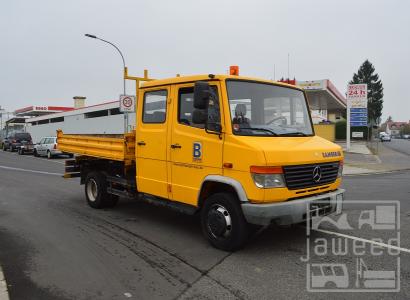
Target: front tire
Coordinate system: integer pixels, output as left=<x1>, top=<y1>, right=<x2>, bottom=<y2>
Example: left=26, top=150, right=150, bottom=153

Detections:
left=33, top=149, right=38, bottom=157
left=47, top=150, right=53, bottom=159
left=2, top=144, right=7, bottom=151
left=201, top=192, right=250, bottom=251
left=85, top=171, right=119, bottom=209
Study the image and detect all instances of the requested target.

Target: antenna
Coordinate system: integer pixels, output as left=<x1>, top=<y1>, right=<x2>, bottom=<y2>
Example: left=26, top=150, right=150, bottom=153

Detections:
left=287, top=53, right=290, bottom=82
left=273, top=64, right=276, bottom=81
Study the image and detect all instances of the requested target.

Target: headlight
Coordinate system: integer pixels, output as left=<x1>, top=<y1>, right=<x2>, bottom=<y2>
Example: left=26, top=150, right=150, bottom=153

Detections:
left=337, top=160, right=343, bottom=178
left=251, top=173, right=286, bottom=188
left=250, top=166, right=286, bottom=188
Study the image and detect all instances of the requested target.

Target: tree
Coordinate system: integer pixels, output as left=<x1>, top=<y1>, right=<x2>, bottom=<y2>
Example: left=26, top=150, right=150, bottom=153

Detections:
left=350, top=60, right=384, bottom=124
left=386, top=116, right=393, bottom=123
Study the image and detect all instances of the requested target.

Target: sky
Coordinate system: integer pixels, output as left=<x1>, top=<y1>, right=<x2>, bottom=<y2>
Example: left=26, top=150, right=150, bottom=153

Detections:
left=1, top=0, right=409, bottom=122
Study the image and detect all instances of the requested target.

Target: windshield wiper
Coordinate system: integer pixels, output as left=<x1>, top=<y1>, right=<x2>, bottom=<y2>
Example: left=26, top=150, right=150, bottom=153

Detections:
left=278, top=131, right=308, bottom=136
left=239, top=127, right=278, bottom=136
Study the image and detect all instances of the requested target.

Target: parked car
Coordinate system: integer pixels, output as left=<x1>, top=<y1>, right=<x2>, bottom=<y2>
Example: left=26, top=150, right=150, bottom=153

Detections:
left=380, top=134, right=391, bottom=142
left=2, top=132, right=33, bottom=152
left=34, top=136, right=73, bottom=159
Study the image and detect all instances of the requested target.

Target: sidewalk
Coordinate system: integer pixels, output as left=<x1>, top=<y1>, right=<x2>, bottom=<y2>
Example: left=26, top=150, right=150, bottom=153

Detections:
left=337, top=141, right=410, bottom=175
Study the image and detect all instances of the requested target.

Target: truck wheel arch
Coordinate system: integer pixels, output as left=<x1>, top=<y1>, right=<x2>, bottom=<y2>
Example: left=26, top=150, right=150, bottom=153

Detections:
left=197, top=175, right=249, bottom=208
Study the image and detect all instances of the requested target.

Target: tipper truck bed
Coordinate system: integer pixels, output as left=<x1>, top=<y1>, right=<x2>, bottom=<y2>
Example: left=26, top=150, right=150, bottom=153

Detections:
left=59, top=72, right=345, bottom=251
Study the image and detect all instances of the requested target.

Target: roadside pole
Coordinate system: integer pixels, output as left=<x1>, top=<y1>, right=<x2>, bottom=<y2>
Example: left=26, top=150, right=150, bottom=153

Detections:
left=347, top=99, right=351, bottom=151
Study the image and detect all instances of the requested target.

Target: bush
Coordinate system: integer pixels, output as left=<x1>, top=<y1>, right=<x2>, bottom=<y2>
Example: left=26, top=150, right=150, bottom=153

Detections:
left=335, top=120, right=346, bottom=139
left=335, top=120, right=368, bottom=140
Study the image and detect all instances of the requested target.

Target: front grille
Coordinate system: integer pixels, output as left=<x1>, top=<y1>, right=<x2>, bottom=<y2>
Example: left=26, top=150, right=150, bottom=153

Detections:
left=283, top=162, right=339, bottom=190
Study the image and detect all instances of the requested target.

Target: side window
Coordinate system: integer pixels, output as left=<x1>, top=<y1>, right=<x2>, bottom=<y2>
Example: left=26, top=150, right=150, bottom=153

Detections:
left=142, top=90, right=167, bottom=124
left=178, top=86, right=219, bottom=129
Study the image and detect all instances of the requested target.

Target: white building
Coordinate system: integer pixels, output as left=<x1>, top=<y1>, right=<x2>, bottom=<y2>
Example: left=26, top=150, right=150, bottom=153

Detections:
left=26, top=101, right=136, bottom=143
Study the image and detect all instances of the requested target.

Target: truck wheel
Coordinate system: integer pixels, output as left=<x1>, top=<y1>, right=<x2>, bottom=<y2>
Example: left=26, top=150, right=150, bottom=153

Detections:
left=85, top=172, right=119, bottom=209
left=201, top=192, right=250, bottom=251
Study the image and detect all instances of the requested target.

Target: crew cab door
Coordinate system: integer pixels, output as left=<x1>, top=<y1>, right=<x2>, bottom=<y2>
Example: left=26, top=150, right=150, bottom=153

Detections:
left=136, top=87, right=170, bottom=199
left=169, top=82, right=224, bottom=206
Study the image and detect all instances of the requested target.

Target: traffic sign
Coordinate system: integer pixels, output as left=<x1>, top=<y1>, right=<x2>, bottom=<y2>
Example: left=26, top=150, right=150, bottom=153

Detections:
left=119, top=95, right=135, bottom=112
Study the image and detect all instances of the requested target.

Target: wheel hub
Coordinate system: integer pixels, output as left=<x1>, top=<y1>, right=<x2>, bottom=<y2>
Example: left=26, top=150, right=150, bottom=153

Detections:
left=86, top=178, right=98, bottom=202
left=207, top=205, right=232, bottom=238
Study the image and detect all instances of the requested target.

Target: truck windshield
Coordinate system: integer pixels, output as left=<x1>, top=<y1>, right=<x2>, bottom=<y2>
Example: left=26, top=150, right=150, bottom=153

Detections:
left=226, top=80, right=314, bottom=136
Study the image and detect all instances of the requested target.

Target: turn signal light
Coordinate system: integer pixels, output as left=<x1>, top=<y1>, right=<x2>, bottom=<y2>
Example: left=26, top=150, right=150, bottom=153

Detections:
left=250, top=166, right=283, bottom=174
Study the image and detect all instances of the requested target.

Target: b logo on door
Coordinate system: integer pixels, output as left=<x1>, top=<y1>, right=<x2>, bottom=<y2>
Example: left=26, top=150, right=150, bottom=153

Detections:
left=193, top=142, right=202, bottom=162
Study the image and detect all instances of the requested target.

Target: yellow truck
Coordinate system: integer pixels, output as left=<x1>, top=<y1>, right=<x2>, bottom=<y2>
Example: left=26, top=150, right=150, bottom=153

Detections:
left=58, top=72, right=345, bottom=251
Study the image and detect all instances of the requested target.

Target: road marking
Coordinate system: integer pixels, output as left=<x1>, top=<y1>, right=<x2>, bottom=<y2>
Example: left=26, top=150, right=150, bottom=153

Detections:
left=313, top=227, right=410, bottom=254
left=0, top=266, right=9, bottom=300
left=0, top=165, right=63, bottom=176
left=0, top=152, right=67, bottom=165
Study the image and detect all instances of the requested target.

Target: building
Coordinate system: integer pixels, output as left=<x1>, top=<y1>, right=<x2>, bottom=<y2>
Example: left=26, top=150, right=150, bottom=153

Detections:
left=386, top=121, right=410, bottom=137
left=25, top=101, right=136, bottom=143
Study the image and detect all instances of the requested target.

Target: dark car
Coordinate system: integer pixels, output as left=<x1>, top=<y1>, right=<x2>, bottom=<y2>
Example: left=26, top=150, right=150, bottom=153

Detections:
left=2, top=132, right=33, bottom=152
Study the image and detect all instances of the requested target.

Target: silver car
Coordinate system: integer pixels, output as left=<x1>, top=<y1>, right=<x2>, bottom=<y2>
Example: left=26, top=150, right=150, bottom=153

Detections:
left=34, top=136, right=73, bottom=159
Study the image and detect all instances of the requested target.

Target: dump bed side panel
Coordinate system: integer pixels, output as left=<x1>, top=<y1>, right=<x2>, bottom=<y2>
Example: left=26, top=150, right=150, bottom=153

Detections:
left=57, top=130, right=135, bottom=162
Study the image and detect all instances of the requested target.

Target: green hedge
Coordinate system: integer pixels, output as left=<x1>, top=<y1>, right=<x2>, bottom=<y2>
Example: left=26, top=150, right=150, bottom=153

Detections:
left=335, top=120, right=368, bottom=140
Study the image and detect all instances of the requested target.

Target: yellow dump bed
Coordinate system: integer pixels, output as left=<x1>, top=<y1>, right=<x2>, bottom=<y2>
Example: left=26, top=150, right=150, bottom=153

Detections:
left=57, top=129, right=135, bottom=163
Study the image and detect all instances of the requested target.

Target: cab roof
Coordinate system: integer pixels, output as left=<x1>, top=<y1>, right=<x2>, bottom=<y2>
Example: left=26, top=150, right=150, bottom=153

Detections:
left=140, top=74, right=303, bottom=91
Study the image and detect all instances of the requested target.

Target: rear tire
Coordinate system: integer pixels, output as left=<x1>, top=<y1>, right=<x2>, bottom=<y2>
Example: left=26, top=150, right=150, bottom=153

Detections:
left=85, top=171, right=119, bottom=209
left=201, top=192, right=250, bottom=251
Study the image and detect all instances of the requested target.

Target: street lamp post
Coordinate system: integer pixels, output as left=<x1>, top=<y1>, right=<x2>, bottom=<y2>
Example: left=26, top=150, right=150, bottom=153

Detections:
left=84, top=34, right=129, bottom=133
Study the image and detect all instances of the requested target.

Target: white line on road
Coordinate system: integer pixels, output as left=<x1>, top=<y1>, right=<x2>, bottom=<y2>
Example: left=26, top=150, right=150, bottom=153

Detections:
left=313, top=227, right=410, bottom=254
left=0, top=266, right=10, bottom=300
left=0, top=165, right=63, bottom=176
left=0, top=152, right=67, bottom=165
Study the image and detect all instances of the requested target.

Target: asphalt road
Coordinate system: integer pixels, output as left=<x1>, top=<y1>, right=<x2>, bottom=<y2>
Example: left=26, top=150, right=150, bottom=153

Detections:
left=0, top=150, right=409, bottom=299
left=383, top=139, right=410, bottom=156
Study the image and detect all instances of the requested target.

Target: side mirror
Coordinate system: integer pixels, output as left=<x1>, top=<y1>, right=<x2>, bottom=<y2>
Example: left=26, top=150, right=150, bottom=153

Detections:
left=194, top=81, right=211, bottom=109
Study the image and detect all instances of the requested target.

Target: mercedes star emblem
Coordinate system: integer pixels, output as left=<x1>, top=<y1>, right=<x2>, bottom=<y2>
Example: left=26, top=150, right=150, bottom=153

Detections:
left=312, top=166, right=322, bottom=182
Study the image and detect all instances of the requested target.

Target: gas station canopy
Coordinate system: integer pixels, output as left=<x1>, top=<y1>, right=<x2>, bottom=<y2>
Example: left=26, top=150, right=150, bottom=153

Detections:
left=14, top=105, right=74, bottom=117
left=297, top=80, right=346, bottom=111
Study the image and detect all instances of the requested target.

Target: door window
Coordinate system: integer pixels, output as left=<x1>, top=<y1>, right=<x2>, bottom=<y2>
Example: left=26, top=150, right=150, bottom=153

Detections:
left=142, top=90, right=167, bottom=123
left=178, top=86, right=220, bottom=129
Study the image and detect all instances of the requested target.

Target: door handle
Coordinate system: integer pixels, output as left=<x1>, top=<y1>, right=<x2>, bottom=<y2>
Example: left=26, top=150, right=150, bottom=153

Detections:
left=171, top=143, right=182, bottom=149
left=137, top=141, right=146, bottom=146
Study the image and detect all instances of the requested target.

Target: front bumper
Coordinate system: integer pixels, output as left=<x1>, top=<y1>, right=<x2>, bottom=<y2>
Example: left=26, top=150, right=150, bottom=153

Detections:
left=241, top=189, right=345, bottom=226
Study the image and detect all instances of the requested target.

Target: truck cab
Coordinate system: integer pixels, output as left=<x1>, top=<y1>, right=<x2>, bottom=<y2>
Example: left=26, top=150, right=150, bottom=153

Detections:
left=59, top=73, right=344, bottom=251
